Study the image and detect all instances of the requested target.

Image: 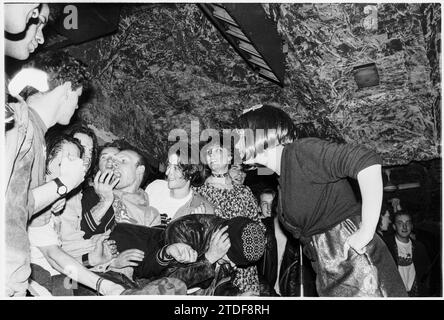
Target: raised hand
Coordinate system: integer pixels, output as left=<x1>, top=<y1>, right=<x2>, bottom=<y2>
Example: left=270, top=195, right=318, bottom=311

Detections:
left=165, top=243, right=198, bottom=264
left=111, top=249, right=145, bottom=269
left=205, top=226, right=231, bottom=264
left=93, top=170, right=119, bottom=202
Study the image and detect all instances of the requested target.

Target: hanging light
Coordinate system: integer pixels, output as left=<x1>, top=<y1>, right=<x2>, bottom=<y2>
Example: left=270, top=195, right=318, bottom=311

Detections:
left=383, top=168, right=397, bottom=192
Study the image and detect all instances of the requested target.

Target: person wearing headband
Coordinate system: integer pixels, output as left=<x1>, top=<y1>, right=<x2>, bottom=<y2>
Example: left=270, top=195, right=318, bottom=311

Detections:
left=4, top=3, right=49, bottom=60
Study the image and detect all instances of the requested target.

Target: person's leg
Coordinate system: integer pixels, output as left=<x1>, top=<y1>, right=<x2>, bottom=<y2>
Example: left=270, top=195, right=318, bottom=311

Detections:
left=309, top=215, right=407, bottom=297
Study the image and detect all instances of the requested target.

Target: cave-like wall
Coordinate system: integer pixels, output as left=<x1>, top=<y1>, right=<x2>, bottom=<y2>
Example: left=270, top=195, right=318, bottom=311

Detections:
left=27, top=3, right=440, bottom=165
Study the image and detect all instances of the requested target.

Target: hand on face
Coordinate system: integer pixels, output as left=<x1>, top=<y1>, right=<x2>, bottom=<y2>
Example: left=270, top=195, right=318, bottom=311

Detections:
left=93, top=170, right=120, bottom=202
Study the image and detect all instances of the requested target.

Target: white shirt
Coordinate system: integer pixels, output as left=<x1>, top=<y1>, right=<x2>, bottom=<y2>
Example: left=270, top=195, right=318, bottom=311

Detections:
left=29, top=216, right=61, bottom=276
left=395, top=237, right=416, bottom=291
left=145, top=179, right=192, bottom=220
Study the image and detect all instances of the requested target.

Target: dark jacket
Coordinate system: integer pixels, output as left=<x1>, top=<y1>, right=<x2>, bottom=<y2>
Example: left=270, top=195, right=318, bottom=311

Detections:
left=257, top=217, right=317, bottom=296
left=383, top=235, right=431, bottom=296
left=161, top=214, right=240, bottom=296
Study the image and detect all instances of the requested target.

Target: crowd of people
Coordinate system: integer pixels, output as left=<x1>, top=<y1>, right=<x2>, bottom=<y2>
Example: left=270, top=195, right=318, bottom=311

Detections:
left=4, top=3, right=439, bottom=298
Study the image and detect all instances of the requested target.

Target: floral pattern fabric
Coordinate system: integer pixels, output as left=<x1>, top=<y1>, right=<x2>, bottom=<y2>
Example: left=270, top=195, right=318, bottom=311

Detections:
left=195, top=183, right=262, bottom=294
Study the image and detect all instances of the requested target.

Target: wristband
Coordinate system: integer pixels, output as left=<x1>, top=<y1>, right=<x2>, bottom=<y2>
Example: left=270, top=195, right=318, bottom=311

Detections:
left=96, top=277, right=105, bottom=296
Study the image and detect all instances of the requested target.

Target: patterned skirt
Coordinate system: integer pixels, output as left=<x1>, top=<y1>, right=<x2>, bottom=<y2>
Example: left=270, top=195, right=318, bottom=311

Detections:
left=305, top=215, right=408, bottom=297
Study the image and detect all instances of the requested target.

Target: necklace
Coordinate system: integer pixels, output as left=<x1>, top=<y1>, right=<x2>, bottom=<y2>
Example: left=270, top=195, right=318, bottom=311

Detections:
left=211, top=172, right=228, bottom=178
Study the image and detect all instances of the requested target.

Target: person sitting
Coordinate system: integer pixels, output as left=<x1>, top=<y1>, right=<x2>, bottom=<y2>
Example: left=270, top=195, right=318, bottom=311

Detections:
left=145, top=143, right=214, bottom=226
left=383, top=210, right=432, bottom=296
left=81, top=148, right=160, bottom=238
left=162, top=214, right=267, bottom=296
left=44, top=124, right=103, bottom=262
left=28, top=134, right=124, bottom=295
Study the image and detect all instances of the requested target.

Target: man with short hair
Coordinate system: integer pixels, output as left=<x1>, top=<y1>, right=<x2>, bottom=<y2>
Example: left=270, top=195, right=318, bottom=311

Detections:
left=81, top=149, right=160, bottom=238
left=384, top=211, right=431, bottom=296
left=5, top=81, right=86, bottom=296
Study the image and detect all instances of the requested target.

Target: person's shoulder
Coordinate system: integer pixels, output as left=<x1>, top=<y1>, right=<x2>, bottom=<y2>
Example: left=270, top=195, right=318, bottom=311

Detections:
left=145, top=179, right=167, bottom=193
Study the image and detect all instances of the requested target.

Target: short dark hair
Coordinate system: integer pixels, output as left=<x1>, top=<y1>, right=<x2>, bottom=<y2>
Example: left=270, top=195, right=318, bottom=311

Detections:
left=237, top=104, right=296, bottom=161
left=45, top=134, right=84, bottom=175
left=168, top=143, right=205, bottom=187
left=393, top=210, right=413, bottom=222
left=258, top=187, right=278, bottom=217
left=68, top=123, right=98, bottom=179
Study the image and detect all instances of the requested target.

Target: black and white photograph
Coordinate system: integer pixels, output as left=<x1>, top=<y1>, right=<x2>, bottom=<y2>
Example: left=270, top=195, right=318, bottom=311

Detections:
left=2, top=1, right=442, bottom=303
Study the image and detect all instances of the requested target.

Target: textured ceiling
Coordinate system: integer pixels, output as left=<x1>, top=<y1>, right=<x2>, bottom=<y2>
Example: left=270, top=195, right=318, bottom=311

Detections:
left=19, top=3, right=441, bottom=166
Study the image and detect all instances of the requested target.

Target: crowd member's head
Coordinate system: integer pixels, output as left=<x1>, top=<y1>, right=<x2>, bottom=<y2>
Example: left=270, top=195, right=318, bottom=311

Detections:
left=378, top=201, right=393, bottom=233
left=45, top=134, right=84, bottom=180
left=258, top=188, right=277, bottom=219
left=68, top=124, right=98, bottom=179
left=228, top=164, right=246, bottom=185
left=112, top=149, right=147, bottom=192
left=236, top=104, right=296, bottom=166
left=98, top=143, right=120, bottom=173
left=205, top=141, right=232, bottom=175
left=26, top=81, right=83, bottom=128
left=393, top=211, right=414, bottom=243
left=167, top=143, right=205, bottom=191
left=4, top=3, right=49, bottom=60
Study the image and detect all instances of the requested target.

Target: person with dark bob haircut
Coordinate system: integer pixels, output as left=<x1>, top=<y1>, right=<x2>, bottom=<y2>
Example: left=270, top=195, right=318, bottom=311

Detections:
left=235, top=103, right=407, bottom=297
left=145, top=142, right=214, bottom=226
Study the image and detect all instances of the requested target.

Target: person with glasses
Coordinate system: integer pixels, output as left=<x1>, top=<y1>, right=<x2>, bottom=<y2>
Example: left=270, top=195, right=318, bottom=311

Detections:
left=383, top=211, right=431, bottom=296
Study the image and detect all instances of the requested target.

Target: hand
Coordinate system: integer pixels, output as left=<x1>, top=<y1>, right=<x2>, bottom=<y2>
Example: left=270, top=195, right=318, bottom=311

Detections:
left=344, top=228, right=373, bottom=256
left=93, top=170, right=119, bottom=202
left=50, top=198, right=66, bottom=214
left=191, top=203, right=206, bottom=215
left=88, top=230, right=117, bottom=266
left=59, top=156, right=86, bottom=192
left=205, top=226, right=231, bottom=264
left=110, top=249, right=145, bottom=269
left=165, top=243, right=198, bottom=263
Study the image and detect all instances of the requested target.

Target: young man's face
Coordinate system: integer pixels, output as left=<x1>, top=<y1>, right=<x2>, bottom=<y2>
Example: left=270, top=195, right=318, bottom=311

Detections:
left=46, top=141, right=81, bottom=180
left=166, top=153, right=189, bottom=190
left=259, top=193, right=274, bottom=218
left=98, top=147, right=119, bottom=172
left=4, top=4, right=49, bottom=60
left=206, top=145, right=231, bottom=172
left=113, top=150, right=142, bottom=189
left=229, top=164, right=246, bottom=185
left=393, top=214, right=413, bottom=241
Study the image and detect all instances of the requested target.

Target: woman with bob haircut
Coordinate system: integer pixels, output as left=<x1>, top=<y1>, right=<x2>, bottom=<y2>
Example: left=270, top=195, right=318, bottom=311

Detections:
left=235, top=103, right=407, bottom=297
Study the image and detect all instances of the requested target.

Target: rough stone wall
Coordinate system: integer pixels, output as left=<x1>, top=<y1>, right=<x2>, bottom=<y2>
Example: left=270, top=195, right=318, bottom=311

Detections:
left=25, top=3, right=440, bottom=165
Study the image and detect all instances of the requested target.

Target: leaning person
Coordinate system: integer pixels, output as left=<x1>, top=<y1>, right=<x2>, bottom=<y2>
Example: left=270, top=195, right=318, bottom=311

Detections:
left=235, top=103, right=407, bottom=297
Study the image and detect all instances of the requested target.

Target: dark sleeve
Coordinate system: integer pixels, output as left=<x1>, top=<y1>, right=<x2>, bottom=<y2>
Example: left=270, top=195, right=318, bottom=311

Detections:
left=295, top=138, right=383, bottom=183
left=110, top=224, right=167, bottom=279
left=80, top=186, right=115, bottom=239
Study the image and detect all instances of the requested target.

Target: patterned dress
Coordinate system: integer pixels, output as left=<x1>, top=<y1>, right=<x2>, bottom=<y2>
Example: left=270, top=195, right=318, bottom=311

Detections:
left=195, top=183, right=262, bottom=294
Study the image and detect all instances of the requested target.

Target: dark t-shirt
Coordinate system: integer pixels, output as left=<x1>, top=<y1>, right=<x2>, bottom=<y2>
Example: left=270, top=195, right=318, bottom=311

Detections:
left=278, top=138, right=382, bottom=240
